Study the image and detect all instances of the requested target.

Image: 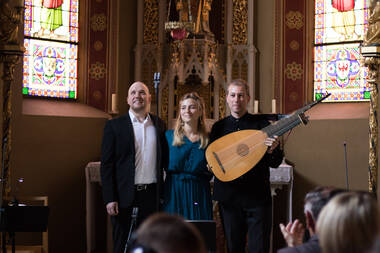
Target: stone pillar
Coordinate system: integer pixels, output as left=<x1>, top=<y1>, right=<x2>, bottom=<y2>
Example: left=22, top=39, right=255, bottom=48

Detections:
left=0, top=0, right=24, bottom=204
left=362, top=0, right=380, bottom=197
left=362, top=51, right=380, bottom=197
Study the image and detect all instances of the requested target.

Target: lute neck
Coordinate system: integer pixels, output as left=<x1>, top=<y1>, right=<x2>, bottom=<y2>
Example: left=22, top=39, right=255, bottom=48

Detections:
left=261, top=93, right=331, bottom=137
left=262, top=113, right=303, bottom=137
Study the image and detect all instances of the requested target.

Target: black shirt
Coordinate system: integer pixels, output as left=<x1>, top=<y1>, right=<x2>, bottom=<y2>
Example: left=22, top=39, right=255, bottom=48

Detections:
left=209, top=113, right=284, bottom=207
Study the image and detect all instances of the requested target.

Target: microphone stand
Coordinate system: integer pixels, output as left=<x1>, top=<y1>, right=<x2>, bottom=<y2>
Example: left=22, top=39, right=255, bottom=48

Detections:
left=153, top=72, right=161, bottom=210
left=343, top=142, right=349, bottom=190
left=124, top=207, right=139, bottom=253
left=153, top=72, right=160, bottom=117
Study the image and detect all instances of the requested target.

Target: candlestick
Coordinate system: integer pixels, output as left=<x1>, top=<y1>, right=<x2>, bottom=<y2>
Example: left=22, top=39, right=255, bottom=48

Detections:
left=272, top=99, right=276, bottom=114
left=111, top=93, right=118, bottom=113
left=254, top=100, right=259, bottom=114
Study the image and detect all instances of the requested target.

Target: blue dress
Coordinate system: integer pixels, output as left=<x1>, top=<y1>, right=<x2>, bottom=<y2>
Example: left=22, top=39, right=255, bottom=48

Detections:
left=163, top=129, right=213, bottom=220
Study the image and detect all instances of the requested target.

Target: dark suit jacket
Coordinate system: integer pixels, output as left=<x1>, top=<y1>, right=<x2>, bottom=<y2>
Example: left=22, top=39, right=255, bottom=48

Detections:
left=209, top=113, right=284, bottom=208
left=277, top=235, right=320, bottom=253
left=100, top=113, right=168, bottom=209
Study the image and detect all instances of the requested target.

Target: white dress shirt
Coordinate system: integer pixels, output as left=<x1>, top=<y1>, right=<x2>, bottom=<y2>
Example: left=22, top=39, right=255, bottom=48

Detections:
left=129, top=110, right=157, bottom=184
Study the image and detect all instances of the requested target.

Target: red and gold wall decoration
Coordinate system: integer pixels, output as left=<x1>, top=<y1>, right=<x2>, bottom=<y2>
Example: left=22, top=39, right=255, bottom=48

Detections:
left=282, top=0, right=306, bottom=113
left=87, top=0, right=109, bottom=111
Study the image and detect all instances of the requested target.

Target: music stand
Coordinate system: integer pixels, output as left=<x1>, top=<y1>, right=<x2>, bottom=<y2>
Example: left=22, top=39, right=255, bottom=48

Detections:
left=0, top=205, right=49, bottom=253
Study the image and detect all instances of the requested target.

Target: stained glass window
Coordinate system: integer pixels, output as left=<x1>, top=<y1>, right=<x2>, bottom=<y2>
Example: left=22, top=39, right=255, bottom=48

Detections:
left=23, top=0, right=79, bottom=99
left=314, top=0, right=369, bottom=102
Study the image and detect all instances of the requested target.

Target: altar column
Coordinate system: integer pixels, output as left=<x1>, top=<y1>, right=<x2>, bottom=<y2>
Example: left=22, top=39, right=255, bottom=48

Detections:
left=0, top=0, right=24, bottom=204
left=362, top=1, right=380, bottom=197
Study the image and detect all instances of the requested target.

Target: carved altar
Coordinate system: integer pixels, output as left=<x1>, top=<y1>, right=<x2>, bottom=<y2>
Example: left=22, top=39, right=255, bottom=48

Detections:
left=134, top=0, right=257, bottom=125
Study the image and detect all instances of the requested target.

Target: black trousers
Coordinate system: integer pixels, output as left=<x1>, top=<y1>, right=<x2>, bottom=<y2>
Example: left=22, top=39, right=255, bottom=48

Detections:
left=219, top=202, right=272, bottom=253
left=110, top=185, right=157, bottom=253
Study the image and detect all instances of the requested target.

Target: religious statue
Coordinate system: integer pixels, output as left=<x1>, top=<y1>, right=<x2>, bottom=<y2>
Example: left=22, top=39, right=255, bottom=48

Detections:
left=201, top=0, right=212, bottom=34
left=0, top=0, right=24, bottom=45
left=176, top=0, right=192, bottom=23
left=364, top=0, right=380, bottom=46
left=174, top=0, right=213, bottom=38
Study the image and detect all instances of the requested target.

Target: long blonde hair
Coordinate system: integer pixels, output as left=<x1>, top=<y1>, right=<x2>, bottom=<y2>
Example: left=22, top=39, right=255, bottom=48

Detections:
left=173, top=92, right=209, bottom=149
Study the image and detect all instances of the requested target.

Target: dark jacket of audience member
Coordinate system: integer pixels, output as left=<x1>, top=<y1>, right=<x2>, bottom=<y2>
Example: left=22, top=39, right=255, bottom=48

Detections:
left=277, top=186, right=345, bottom=253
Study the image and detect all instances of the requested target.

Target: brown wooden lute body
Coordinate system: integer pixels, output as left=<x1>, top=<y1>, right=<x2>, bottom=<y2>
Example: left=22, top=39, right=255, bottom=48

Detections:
left=206, top=129, right=269, bottom=181
left=206, top=94, right=330, bottom=182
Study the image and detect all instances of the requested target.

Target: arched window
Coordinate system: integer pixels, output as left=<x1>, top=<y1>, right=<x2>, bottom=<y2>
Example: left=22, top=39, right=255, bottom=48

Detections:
left=314, top=0, right=369, bottom=102
left=23, top=0, right=79, bottom=99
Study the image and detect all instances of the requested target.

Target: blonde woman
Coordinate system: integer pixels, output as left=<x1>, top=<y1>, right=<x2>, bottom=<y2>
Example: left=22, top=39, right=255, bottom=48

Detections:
left=163, top=92, right=212, bottom=220
left=316, top=191, right=379, bottom=253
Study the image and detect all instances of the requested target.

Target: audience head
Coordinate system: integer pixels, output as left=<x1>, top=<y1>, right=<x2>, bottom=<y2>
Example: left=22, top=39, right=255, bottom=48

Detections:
left=304, top=186, right=334, bottom=220
left=173, top=92, right=208, bottom=148
left=317, top=191, right=379, bottom=253
left=127, top=213, right=207, bottom=253
left=303, top=186, right=345, bottom=234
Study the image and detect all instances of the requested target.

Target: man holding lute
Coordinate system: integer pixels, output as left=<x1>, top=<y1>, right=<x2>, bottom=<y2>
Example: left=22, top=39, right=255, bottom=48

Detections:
left=208, top=79, right=283, bottom=253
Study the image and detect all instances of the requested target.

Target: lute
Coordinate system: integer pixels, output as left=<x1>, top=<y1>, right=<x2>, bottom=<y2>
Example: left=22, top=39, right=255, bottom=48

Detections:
left=206, top=94, right=330, bottom=182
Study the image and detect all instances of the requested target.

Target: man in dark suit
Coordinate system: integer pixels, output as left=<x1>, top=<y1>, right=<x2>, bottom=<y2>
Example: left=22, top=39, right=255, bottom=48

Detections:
left=101, top=81, right=168, bottom=253
left=209, top=79, right=283, bottom=253
left=277, top=186, right=344, bottom=253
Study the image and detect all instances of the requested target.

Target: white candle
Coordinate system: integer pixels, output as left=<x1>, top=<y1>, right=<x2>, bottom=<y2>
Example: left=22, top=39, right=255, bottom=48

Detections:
left=16, top=0, right=24, bottom=8
left=254, top=100, right=259, bottom=114
left=111, top=93, right=118, bottom=113
left=272, top=99, right=276, bottom=113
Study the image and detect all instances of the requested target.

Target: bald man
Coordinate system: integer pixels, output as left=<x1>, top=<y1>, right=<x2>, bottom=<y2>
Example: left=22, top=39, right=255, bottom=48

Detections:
left=101, top=82, right=168, bottom=253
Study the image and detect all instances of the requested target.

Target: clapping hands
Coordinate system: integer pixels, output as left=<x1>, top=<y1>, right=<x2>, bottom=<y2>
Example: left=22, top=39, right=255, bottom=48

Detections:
left=279, top=219, right=305, bottom=247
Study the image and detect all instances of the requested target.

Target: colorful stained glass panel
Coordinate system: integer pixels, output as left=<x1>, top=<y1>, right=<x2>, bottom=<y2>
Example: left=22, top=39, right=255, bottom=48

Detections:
left=24, top=0, right=79, bottom=43
left=314, top=0, right=368, bottom=44
left=314, top=0, right=369, bottom=102
left=314, top=43, right=369, bottom=102
left=23, top=39, right=78, bottom=99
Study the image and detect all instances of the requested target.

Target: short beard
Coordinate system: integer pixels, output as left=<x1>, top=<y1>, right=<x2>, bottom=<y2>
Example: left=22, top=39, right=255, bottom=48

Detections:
left=131, top=104, right=150, bottom=114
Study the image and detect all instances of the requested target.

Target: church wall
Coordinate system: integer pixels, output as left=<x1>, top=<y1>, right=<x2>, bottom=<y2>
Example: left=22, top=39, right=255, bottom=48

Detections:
left=12, top=114, right=107, bottom=252
left=284, top=115, right=371, bottom=229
